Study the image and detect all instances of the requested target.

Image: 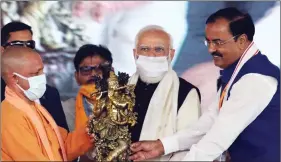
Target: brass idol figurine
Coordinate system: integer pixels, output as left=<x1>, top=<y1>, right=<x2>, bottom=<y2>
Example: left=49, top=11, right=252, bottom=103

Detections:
left=88, top=70, right=137, bottom=162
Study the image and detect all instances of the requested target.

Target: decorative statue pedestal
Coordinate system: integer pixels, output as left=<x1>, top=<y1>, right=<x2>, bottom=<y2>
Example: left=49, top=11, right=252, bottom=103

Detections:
left=88, top=70, right=137, bottom=162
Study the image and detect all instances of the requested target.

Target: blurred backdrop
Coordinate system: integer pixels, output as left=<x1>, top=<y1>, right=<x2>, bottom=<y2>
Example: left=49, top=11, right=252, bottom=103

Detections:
left=1, top=1, right=280, bottom=106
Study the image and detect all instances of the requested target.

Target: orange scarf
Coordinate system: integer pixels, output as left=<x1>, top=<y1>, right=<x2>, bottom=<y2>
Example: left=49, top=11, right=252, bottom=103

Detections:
left=5, top=87, right=67, bottom=161
left=75, top=84, right=97, bottom=129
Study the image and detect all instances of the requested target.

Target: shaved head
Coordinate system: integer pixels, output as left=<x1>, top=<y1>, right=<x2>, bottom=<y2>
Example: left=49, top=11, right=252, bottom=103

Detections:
left=1, top=46, right=40, bottom=75
left=1, top=46, right=44, bottom=89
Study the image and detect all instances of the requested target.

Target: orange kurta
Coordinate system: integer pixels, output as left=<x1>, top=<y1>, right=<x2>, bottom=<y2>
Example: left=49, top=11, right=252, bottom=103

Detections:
left=1, top=99, right=93, bottom=161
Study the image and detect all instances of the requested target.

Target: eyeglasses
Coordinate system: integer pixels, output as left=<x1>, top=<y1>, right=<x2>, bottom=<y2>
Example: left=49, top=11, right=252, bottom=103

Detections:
left=204, top=35, right=240, bottom=48
left=78, top=66, right=102, bottom=76
left=3, top=40, right=36, bottom=49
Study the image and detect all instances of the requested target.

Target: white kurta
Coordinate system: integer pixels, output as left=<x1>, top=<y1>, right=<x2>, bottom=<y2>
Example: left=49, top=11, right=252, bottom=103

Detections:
left=161, top=43, right=278, bottom=161
left=129, top=68, right=201, bottom=161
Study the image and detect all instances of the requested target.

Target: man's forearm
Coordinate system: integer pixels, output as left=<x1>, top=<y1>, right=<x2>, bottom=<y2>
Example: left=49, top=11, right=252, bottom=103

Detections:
left=63, top=127, right=93, bottom=160
left=160, top=103, right=218, bottom=155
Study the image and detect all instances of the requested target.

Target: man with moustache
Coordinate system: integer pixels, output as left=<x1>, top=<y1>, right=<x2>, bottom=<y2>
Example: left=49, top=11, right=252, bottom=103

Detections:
left=1, top=21, right=69, bottom=131
left=123, top=25, right=201, bottom=161
left=62, top=44, right=113, bottom=132
left=129, top=8, right=280, bottom=162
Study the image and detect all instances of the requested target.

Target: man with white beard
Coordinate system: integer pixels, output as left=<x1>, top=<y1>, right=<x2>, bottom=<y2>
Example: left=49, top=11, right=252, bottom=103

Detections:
left=126, top=25, right=201, bottom=161
left=129, top=8, right=280, bottom=162
left=72, top=1, right=188, bottom=75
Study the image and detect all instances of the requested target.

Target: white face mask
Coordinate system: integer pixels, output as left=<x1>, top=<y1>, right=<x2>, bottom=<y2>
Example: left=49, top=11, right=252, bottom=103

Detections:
left=135, top=55, right=170, bottom=83
left=13, top=72, right=47, bottom=101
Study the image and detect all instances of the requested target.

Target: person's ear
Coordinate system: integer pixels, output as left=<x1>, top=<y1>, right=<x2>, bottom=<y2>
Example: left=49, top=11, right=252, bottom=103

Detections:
left=133, top=48, right=137, bottom=59
left=7, top=73, right=19, bottom=85
left=169, top=49, right=175, bottom=61
left=237, top=34, right=247, bottom=50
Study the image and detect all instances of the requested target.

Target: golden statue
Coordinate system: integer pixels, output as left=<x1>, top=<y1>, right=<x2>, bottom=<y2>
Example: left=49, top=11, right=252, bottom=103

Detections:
left=88, top=70, right=137, bottom=162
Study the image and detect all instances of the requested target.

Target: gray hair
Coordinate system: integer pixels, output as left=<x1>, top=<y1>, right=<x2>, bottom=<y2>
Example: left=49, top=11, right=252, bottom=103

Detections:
left=134, top=25, right=174, bottom=48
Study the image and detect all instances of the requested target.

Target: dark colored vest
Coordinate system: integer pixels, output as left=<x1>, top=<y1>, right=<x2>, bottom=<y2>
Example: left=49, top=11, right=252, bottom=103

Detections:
left=130, top=77, right=200, bottom=143
left=220, top=53, right=280, bottom=162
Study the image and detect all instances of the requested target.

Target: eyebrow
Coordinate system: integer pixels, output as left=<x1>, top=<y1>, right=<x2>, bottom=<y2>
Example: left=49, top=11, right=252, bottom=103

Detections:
left=36, top=67, right=44, bottom=73
left=205, top=37, right=221, bottom=41
left=80, top=65, right=99, bottom=68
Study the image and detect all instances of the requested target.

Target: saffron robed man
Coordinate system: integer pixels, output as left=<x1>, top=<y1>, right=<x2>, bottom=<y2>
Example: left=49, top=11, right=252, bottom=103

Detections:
left=110, top=25, right=201, bottom=161
left=1, top=21, right=69, bottom=131
left=129, top=8, right=280, bottom=162
left=1, top=46, right=95, bottom=161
